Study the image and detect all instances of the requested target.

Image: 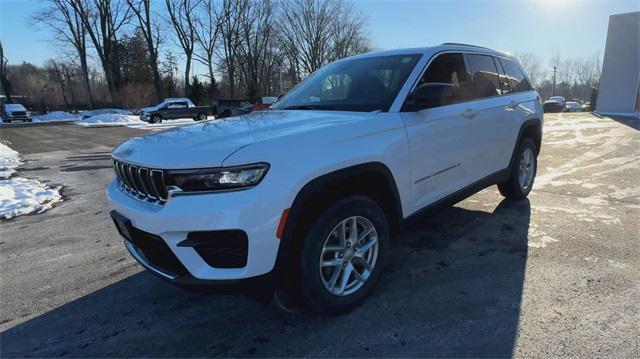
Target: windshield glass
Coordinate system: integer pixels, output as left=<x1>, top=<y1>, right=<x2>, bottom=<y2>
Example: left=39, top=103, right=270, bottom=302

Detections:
left=272, top=54, right=421, bottom=112
left=5, top=104, right=26, bottom=111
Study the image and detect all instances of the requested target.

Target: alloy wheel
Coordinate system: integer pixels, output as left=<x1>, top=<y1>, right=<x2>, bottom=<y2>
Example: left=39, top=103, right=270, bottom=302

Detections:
left=518, top=147, right=535, bottom=190
left=319, top=216, right=379, bottom=296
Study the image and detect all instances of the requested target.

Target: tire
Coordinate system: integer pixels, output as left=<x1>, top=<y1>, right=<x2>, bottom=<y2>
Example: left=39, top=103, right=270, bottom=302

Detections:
left=150, top=115, right=162, bottom=124
left=498, top=137, right=537, bottom=200
left=298, top=195, right=390, bottom=314
left=194, top=113, right=206, bottom=121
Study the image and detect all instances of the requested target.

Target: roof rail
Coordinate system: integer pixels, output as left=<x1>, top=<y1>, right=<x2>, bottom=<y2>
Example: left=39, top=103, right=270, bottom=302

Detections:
left=440, top=42, right=492, bottom=50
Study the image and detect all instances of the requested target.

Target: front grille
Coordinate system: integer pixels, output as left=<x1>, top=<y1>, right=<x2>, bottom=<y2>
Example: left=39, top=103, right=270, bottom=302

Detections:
left=128, top=227, right=188, bottom=276
left=112, top=159, right=168, bottom=203
left=12, top=111, right=26, bottom=116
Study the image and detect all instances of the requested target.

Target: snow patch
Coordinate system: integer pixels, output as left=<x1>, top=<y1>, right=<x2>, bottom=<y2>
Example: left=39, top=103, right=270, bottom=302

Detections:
left=80, top=108, right=132, bottom=118
left=0, top=142, right=22, bottom=178
left=32, top=111, right=80, bottom=122
left=75, top=114, right=142, bottom=127
left=0, top=178, right=63, bottom=219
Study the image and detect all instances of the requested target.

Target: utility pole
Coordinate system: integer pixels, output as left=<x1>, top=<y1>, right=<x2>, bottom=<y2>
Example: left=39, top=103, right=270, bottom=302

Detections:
left=552, top=65, right=557, bottom=96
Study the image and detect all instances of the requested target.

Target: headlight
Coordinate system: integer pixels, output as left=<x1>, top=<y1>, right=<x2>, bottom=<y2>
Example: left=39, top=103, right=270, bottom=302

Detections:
left=167, top=163, right=269, bottom=192
left=26, top=111, right=31, bottom=116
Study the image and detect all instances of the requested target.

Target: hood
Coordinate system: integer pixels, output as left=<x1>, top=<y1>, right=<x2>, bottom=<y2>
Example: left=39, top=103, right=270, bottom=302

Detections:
left=112, top=110, right=374, bottom=168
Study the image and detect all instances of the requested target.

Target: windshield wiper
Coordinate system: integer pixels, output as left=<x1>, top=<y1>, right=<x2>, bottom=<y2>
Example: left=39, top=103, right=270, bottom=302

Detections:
left=281, top=104, right=333, bottom=111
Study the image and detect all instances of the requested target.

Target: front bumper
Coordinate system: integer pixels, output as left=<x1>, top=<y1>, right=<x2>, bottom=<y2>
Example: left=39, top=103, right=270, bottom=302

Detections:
left=107, top=179, right=291, bottom=283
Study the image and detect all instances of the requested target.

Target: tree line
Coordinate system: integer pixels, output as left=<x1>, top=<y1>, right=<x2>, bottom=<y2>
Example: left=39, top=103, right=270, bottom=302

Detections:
left=516, top=51, right=602, bottom=103
left=1, top=0, right=370, bottom=111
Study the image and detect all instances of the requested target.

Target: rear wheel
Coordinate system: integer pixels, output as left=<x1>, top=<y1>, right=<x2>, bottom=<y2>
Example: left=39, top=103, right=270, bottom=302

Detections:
left=194, top=113, right=207, bottom=121
left=298, top=196, right=389, bottom=314
left=498, top=137, right=537, bottom=200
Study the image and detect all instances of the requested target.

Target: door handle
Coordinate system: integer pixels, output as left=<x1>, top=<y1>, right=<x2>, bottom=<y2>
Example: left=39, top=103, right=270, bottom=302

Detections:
left=462, top=109, right=477, bottom=118
left=506, top=101, right=518, bottom=109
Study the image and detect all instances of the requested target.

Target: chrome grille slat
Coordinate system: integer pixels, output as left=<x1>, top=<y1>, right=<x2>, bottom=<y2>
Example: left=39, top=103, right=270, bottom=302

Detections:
left=112, top=159, right=167, bottom=203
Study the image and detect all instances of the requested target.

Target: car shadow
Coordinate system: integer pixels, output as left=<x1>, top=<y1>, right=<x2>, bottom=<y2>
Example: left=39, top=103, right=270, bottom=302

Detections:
left=1, top=198, right=530, bottom=357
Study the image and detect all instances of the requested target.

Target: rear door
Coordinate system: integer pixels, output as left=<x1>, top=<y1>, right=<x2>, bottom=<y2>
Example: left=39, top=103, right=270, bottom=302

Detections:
left=165, top=101, right=189, bottom=119
left=461, top=53, right=513, bottom=176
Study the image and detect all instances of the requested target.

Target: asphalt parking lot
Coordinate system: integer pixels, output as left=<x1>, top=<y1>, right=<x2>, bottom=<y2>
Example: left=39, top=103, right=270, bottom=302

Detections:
left=1, top=113, right=638, bottom=357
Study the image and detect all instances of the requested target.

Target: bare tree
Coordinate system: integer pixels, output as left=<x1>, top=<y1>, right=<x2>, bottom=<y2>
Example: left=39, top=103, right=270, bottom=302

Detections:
left=72, top=0, right=131, bottom=101
left=330, top=2, right=370, bottom=61
left=32, top=0, right=95, bottom=108
left=218, top=0, right=245, bottom=98
left=0, top=41, right=12, bottom=101
left=278, top=0, right=336, bottom=76
left=125, top=0, right=163, bottom=102
left=237, top=0, right=278, bottom=101
left=165, top=0, right=200, bottom=95
left=277, top=0, right=369, bottom=87
left=193, top=0, right=222, bottom=84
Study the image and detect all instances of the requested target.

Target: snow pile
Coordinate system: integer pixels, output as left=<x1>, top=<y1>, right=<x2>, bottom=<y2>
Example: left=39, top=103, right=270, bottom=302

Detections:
left=0, top=142, right=22, bottom=178
left=32, top=111, right=81, bottom=123
left=81, top=108, right=133, bottom=118
left=75, top=113, right=142, bottom=127
left=0, top=178, right=63, bottom=219
left=0, top=142, right=63, bottom=219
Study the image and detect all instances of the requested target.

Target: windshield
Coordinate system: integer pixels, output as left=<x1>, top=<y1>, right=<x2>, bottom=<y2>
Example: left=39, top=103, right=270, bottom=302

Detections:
left=5, top=104, right=26, bottom=111
left=272, top=54, right=421, bottom=112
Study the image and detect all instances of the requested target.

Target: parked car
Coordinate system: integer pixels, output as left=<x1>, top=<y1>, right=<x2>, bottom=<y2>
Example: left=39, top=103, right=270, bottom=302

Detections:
left=565, top=101, right=582, bottom=112
left=1, top=103, right=32, bottom=123
left=581, top=102, right=591, bottom=112
left=108, top=43, right=543, bottom=313
left=140, top=98, right=210, bottom=123
left=211, top=99, right=252, bottom=118
left=543, top=96, right=566, bottom=113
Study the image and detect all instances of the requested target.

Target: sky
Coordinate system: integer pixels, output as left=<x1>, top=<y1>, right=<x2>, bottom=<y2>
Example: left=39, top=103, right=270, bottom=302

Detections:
left=1, top=0, right=639, bottom=75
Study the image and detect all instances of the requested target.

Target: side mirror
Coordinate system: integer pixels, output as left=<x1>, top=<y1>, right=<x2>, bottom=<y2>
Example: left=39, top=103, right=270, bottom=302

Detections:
left=406, top=83, right=460, bottom=111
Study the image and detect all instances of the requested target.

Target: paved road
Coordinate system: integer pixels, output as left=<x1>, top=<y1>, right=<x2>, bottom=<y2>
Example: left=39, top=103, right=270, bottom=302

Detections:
left=1, top=114, right=638, bottom=357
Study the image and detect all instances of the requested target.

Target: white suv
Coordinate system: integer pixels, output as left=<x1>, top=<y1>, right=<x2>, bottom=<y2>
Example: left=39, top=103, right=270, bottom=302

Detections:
left=108, top=43, right=542, bottom=313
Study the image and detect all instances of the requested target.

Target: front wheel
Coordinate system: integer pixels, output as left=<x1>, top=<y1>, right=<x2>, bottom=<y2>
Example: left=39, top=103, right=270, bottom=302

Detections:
left=298, top=196, right=390, bottom=314
left=150, top=115, right=162, bottom=124
left=498, top=137, right=538, bottom=200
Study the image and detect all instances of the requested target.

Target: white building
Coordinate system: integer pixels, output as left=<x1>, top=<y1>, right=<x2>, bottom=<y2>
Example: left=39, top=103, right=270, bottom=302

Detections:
left=596, top=12, right=640, bottom=118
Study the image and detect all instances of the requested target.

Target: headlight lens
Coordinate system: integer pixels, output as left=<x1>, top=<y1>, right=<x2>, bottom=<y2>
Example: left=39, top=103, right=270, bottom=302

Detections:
left=167, top=163, right=269, bottom=192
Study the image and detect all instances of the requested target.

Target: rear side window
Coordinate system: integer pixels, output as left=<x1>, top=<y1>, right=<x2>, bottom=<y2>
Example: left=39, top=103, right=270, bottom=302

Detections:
left=417, top=53, right=471, bottom=106
left=499, top=58, right=531, bottom=93
left=464, top=54, right=501, bottom=99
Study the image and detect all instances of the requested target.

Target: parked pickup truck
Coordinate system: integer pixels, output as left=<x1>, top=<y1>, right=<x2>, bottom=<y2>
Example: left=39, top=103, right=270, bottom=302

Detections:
left=1, top=103, right=32, bottom=123
left=140, top=98, right=210, bottom=123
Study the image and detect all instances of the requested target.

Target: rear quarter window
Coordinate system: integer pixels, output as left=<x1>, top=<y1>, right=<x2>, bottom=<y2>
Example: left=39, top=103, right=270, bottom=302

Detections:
left=499, top=58, right=532, bottom=93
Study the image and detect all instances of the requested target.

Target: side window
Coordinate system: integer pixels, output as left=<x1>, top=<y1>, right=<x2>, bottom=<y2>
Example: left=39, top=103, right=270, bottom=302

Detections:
left=464, top=54, right=501, bottom=99
left=416, top=53, right=471, bottom=107
left=499, top=58, right=531, bottom=93
left=168, top=102, right=188, bottom=109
